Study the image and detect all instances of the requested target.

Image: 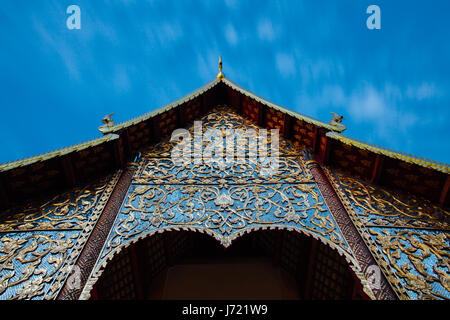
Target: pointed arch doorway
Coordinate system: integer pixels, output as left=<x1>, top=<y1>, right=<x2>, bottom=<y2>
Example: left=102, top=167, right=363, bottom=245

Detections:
left=89, top=229, right=369, bottom=300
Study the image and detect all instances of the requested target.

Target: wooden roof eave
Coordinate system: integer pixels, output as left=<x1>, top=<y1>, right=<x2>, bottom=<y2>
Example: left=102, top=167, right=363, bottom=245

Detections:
left=0, top=133, right=120, bottom=173
left=326, top=131, right=450, bottom=174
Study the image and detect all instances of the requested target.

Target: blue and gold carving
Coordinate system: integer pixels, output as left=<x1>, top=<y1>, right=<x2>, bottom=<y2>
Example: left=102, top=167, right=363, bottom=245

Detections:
left=0, top=173, right=119, bottom=300
left=82, top=107, right=374, bottom=299
left=328, top=170, right=449, bottom=300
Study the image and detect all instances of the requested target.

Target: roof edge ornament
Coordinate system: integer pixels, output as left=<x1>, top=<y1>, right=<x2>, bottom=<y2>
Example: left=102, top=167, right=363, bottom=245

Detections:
left=329, top=112, right=346, bottom=132
left=98, top=113, right=115, bottom=134
left=216, top=56, right=225, bottom=80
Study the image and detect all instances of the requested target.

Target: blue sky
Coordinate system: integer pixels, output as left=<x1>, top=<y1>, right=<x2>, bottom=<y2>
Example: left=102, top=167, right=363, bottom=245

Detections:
left=0, top=0, right=449, bottom=164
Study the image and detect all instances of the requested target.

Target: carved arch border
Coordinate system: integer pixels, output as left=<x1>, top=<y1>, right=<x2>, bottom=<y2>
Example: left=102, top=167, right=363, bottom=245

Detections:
left=79, top=224, right=376, bottom=300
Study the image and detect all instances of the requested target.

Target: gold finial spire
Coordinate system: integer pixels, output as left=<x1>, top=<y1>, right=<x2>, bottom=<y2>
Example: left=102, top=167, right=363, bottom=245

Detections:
left=217, top=56, right=225, bottom=79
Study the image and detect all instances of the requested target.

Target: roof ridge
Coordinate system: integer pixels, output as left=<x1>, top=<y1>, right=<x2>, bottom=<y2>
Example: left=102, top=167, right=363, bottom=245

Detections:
left=99, top=78, right=221, bottom=134
left=221, top=78, right=343, bottom=132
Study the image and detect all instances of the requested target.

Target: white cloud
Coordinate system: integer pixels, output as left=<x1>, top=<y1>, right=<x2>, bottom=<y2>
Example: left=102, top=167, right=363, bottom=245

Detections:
left=295, top=85, right=346, bottom=118
left=297, top=57, right=344, bottom=85
left=258, top=19, right=276, bottom=41
left=158, top=22, right=183, bottom=43
left=144, top=21, right=183, bottom=47
left=296, top=83, right=423, bottom=141
left=406, top=83, right=439, bottom=100
left=224, top=0, right=237, bottom=9
left=113, top=67, right=131, bottom=92
left=276, top=53, right=296, bottom=77
left=348, top=85, right=421, bottom=141
left=348, top=85, right=387, bottom=121
left=32, top=18, right=81, bottom=80
left=224, top=24, right=238, bottom=46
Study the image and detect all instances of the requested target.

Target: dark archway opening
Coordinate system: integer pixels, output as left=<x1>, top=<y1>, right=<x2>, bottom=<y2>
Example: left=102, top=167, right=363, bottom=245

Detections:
left=91, top=230, right=369, bottom=300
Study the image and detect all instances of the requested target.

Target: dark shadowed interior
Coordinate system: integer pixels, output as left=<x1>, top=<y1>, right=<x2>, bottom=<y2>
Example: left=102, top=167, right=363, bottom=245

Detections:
left=92, top=230, right=369, bottom=300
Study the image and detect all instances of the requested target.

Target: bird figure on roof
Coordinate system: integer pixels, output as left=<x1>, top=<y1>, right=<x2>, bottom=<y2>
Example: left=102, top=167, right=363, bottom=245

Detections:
left=98, top=113, right=115, bottom=133
left=102, top=113, right=115, bottom=127
left=329, top=112, right=346, bottom=131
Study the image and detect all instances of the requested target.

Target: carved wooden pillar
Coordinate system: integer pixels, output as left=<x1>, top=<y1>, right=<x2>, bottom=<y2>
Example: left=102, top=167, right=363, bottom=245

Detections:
left=303, top=151, right=397, bottom=300
left=57, top=166, right=136, bottom=300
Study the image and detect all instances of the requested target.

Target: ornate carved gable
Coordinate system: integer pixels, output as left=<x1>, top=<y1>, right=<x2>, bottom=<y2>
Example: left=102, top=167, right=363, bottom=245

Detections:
left=81, top=106, right=375, bottom=299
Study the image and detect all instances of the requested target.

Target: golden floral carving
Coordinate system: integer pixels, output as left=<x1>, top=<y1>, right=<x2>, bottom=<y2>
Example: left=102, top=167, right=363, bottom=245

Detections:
left=370, top=229, right=449, bottom=299
left=336, top=173, right=449, bottom=223
left=328, top=169, right=450, bottom=300
left=0, top=233, right=77, bottom=299
left=0, top=173, right=120, bottom=300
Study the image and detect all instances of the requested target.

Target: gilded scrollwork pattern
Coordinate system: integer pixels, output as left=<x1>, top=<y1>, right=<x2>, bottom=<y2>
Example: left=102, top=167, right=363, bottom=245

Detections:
left=0, top=173, right=120, bottom=300
left=108, top=183, right=346, bottom=249
left=135, top=157, right=313, bottom=185
left=327, top=169, right=450, bottom=300
left=142, top=106, right=301, bottom=158
left=83, top=106, right=375, bottom=300
left=0, top=184, right=108, bottom=233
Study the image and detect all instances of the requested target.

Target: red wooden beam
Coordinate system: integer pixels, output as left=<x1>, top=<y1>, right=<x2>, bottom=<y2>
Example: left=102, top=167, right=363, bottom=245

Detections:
left=200, top=93, right=207, bottom=115
left=283, top=114, right=293, bottom=139
left=315, top=131, right=331, bottom=165
left=149, top=117, right=161, bottom=144
left=312, top=126, right=319, bottom=154
left=439, top=175, right=450, bottom=207
left=324, top=137, right=332, bottom=165
left=0, top=176, right=9, bottom=209
left=177, top=105, right=186, bottom=128
left=61, top=156, right=77, bottom=188
left=203, top=89, right=213, bottom=113
left=237, top=91, right=242, bottom=114
left=370, top=154, right=384, bottom=184
left=307, top=162, right=398, bottom=300
left=122, top=128, right=132, bottom=161
left=258, top=103, right=265, bottom=127
left=57, top=168, right=136, bottom=300
left=113, top=138, right=126, bottom=169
